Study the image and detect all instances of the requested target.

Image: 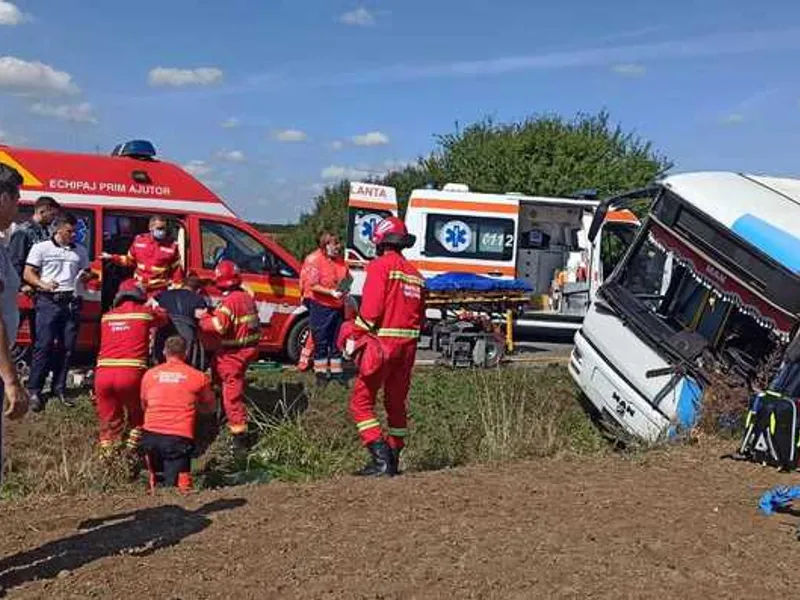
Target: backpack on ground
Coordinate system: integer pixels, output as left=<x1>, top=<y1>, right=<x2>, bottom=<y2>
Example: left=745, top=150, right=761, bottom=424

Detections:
left=737, top=391, right=800, bottom=471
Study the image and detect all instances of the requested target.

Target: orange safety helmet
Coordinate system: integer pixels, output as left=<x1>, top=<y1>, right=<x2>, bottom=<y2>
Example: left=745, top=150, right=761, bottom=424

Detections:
left=214, top=259, right=242, bottom=290
left=372, top=216, right=416, bottom=249
left=337, top=320, right=385, bottom=378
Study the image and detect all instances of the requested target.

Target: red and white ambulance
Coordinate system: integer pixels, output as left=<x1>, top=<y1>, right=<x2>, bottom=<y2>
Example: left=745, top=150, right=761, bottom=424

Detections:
left=0, top=140, right=308, bottom=369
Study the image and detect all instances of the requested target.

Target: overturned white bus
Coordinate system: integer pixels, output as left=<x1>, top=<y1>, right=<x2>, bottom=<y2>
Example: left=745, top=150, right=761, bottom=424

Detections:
left=570, top=172, right=800, bottom=441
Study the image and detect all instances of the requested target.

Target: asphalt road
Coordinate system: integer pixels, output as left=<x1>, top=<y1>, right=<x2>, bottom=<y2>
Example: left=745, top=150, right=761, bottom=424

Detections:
left=416, top=338, right=573, bottom=366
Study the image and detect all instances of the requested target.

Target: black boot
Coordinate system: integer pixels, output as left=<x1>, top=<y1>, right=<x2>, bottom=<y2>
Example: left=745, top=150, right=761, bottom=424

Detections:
left=390, top=447, right=403, bottom=475
left=356, top=440, right=396, bottom=477
left=231, top=433, right=250, bottom=462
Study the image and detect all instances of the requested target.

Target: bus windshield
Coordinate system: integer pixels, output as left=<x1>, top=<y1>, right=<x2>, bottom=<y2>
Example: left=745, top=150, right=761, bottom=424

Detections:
left=603, top=191, right=800, bottom=380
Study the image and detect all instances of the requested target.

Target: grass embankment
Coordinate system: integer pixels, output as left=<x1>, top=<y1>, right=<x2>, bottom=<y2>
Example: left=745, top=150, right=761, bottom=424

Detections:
left=1, top=365, right=607, bottom=498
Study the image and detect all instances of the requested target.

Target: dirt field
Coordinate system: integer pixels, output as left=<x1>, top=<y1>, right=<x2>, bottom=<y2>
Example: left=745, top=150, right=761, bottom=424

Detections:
left=2, top=441, right=800, bottom=599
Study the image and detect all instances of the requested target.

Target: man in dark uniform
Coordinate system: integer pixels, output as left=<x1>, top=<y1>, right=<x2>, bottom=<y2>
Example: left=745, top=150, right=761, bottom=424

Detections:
left=151, top=271, right=210, bottom=370
left=8, top=196, right=61, bottom=279
left=7, top=196, right=61, bottom=353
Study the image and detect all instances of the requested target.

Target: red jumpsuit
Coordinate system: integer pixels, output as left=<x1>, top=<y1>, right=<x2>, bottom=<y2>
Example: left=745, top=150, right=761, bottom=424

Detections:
left=350, top=249, right=424, bottom=450
left=94, top=301, right=168, bottom=450
left=199, top=288, right=261, bottom=434
left=110, top=233, right=184, bottom=296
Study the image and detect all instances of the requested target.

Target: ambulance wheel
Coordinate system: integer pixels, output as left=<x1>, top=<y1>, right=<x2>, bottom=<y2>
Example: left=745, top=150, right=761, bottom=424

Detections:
left=285, top=317, right=309, bottom=365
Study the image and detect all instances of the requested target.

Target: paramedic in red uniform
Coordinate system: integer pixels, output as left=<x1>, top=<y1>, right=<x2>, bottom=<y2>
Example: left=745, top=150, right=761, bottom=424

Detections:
left=345, top=217, right=424, bottom=476
left=100, top=215, right=184, bottom=296
left=139, top=335, right=215, bottom=493
left=94, top=279, right=168, bottom=455
left=198, top=260, right=260, bottom=456
left=300, top=233, right=350, bottom=383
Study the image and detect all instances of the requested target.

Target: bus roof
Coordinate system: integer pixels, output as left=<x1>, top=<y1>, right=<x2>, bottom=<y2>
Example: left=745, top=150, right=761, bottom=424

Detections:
left=0, top=145, right=235, bottom=217
left=662, top=171, right=800, bottom=272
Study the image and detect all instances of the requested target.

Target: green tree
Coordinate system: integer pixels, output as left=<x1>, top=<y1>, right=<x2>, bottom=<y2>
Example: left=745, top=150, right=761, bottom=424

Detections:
left=283, top=110, right=669, bottom=259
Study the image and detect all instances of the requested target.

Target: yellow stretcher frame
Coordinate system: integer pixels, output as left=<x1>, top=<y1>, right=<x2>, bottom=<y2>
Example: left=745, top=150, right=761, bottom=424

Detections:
left=424, top=291, right=532, bottom=353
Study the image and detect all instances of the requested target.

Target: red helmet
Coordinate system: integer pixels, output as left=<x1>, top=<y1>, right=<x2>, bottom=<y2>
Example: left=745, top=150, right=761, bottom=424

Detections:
left=372, top=216, right=416, bottom=249
left=215, top=260, right=242, bottom=289
left=113, top=278, right=145, bottom=307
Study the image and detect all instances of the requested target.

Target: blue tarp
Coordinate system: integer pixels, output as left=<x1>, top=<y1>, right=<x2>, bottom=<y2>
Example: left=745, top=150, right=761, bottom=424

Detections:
left=425, top=272, right=533, bottom=293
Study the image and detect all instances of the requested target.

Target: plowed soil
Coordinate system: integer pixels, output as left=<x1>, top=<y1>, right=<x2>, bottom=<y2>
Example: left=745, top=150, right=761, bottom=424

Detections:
left=2, top=441, right=800, bottom=599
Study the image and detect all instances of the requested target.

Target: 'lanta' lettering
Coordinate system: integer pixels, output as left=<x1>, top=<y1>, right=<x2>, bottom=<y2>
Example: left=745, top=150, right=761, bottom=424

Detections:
left=353, top=184, right=387, bottom=198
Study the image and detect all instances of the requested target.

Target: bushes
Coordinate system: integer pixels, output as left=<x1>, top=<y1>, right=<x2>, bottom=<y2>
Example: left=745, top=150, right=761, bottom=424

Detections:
left=241, top=365, right=606, bottom=482
left=0, top=365, right=607, bottom=497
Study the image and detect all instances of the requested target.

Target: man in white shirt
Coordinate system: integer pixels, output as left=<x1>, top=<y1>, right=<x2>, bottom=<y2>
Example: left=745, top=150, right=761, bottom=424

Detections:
left=24, top=214, right=94, bottom=411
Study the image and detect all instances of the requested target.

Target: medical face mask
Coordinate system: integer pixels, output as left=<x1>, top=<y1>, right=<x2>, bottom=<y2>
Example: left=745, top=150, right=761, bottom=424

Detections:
left=326, top=244, right=338, bottom=258
left=152, top=228, right=167, bottom=241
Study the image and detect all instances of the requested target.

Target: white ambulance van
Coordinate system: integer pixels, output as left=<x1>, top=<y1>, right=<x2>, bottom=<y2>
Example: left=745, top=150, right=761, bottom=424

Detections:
left=345, top=182, right=640, bottom=336
left=571, top=172, right=800, bottom=441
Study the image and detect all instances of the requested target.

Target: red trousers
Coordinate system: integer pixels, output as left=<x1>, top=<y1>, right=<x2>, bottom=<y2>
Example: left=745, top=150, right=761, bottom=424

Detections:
left=349, top=340, right=417, bottom=449
left=94, top=367, right=145, bottom=448
left=212, top=347, right=258, bottom=434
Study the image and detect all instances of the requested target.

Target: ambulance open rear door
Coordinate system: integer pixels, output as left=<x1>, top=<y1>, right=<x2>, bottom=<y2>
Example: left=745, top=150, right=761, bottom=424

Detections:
left=345, top=182, right=399, bottom=297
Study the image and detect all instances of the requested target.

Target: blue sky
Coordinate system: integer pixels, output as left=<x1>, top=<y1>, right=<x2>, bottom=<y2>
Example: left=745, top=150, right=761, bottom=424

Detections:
left=2, top=0, right=800, bottom=223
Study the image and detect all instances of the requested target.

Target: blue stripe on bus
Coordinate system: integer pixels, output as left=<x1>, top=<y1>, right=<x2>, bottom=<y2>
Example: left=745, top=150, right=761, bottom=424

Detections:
left=675, top=377, right=703, bottom=430
left=731, top=214, right=800, bottom=274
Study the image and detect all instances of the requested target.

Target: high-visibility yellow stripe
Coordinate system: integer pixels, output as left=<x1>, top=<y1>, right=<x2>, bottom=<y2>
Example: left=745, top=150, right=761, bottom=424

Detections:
left=221, top=332, right=261, bottom=347
left=235, top=314, right=259, bottom=325
left=102, top=313, right=154, bottom=322
left=356, top=419, right=381, bottom=432
left=378, top=328, right=420, bottom=339
left=218, top=306, right=233, bottom=317
left=388, top=271, right=425, bottom=287
left=212, top=316, right=226, bottom=334
left=149, top=265, right=168, bottom=273
left=98, top=358, right=148, bottom=368
left=355, top=315, right=375, bottom=332
left=387, top=427, right=407, bottom=437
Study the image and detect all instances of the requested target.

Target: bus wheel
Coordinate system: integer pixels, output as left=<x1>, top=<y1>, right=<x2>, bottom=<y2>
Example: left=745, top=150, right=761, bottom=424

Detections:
left=285, top=316, right=310, bottom=365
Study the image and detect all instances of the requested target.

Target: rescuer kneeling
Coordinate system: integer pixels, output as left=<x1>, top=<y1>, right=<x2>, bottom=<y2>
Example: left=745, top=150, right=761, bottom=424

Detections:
left=339, top=217, right=425, bottom=476
left=139, top=335, right=215, bottom=493
left=198, top=260, right=260, bottom=457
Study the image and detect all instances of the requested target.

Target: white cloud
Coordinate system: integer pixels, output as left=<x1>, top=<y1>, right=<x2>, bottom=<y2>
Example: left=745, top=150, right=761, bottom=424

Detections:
left=330, top=140, right=344, bottom=151
left=30, top=102, right=98, bottom=124
left=148, top=67, right=223, bottom=87
left=340, top=7, right=375, bottom=26
left=217, top=149, right=246, bottom=163
left=321, top=158, right=415, bottom=181
left=0, top=56, right=78, bottom=94
left=720, top=113, right=745, bottom=125
left=0, top=127, right=25, bottom=145
left=183, top=160, right=215, bottom=177
left=221, top=117, right=240, bottom=129
left=352, top=131, right=389, bottom=146
left=274, top=129, right=307, bottom=142
left=321, top=165, right=373, bottom=181
left=0, top=1, right=25, bottom=25
left=319, top=27, right=800, bottom=86
left=611, top=63, right=646, bottom=77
